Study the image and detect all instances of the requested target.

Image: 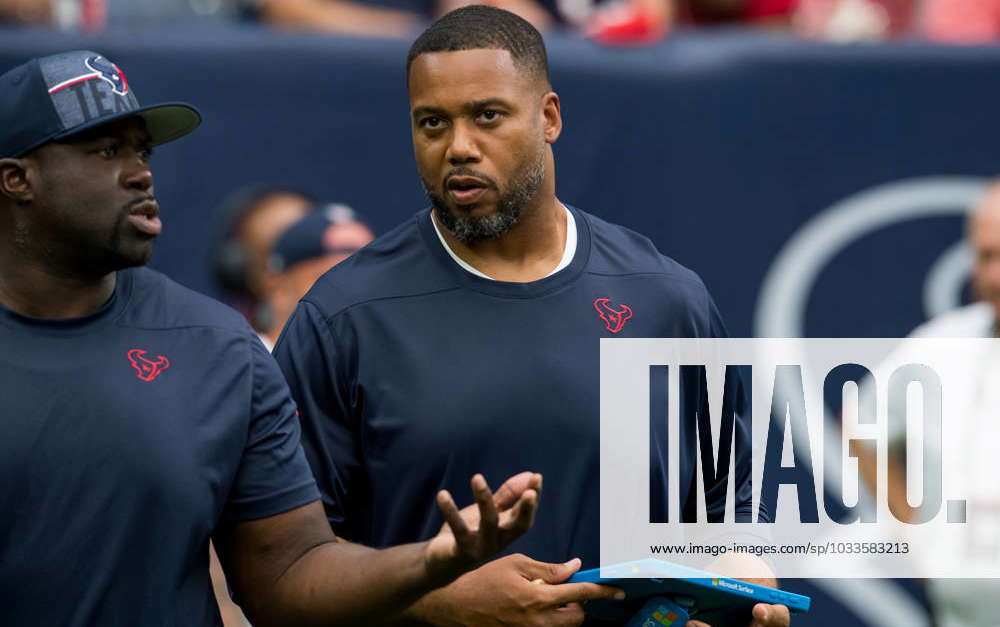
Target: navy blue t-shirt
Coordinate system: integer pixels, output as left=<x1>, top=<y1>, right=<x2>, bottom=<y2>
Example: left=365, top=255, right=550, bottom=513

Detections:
left=274, top=207, right=757, bottom=569
left=0, top=267, right=319, bottom=626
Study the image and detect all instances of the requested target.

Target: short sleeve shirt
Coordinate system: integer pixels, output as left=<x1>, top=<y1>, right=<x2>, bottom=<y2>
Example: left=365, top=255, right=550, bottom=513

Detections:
left=0, top=267, right=319, bottom=626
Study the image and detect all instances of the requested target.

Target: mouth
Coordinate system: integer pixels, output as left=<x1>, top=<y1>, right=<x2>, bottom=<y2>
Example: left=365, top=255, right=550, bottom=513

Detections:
left=445, top=176, right=490, bottom=206
left=126, top=198, right=162, bottom=236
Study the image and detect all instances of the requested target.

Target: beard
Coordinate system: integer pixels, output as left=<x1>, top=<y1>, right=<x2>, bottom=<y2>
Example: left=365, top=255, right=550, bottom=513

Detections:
left=109, top=214, right=156, bottom=270
left=425, top=148, right=546, bottom=245
left=14, top=208, right=153, bottom=280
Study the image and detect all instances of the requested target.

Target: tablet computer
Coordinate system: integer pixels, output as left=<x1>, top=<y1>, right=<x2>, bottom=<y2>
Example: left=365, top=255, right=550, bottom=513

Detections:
left=568, top=559, right=810, bottom=625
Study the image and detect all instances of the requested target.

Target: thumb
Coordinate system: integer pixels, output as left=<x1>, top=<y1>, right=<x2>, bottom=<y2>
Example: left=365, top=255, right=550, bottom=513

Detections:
left=751, top=603, right=789, bottom=626
left=522, top=556, right=583, bottom=584
left=753, top=604, right=769, bottom=623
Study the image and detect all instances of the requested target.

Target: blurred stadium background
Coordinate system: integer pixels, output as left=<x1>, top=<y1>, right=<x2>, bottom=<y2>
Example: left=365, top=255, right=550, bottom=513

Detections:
left=6, top=1, right=1000, bottom=624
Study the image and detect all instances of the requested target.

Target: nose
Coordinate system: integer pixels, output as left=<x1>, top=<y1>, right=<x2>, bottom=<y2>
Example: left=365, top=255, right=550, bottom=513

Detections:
left=122, top=152, right=153, bottom=194
left=446, top=120, right=481, bottom=166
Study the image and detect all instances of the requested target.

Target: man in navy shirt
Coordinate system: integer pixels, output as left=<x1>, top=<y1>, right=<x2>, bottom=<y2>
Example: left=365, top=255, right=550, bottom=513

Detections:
left=274, top=6, right=788, bottom=627
left=0, top=50, right=546, bottom=626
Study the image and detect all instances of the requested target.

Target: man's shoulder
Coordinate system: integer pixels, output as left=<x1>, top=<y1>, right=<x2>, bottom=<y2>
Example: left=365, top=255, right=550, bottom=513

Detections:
left=579, top=208, right=706, bottom=291
left=122, top=267, right=251, bottom=335
left=301, top=212, right=455, bottom=318
left=910, top=302, right=994, bottom=338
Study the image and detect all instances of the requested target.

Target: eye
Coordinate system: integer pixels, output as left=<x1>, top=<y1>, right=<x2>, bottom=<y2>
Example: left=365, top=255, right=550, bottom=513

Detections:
left=420, top=116, right=445, bottom=130
left=477, top=110, right=502, bottom=124
left=98, top=143, right=119, bottom=158
left=138, top=146, right=154, bottom=162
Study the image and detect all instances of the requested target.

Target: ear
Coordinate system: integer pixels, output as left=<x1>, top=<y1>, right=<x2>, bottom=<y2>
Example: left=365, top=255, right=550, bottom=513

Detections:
left=541, top=91, right=562, bottom=144
left=0, top=158, right=32, bottom=203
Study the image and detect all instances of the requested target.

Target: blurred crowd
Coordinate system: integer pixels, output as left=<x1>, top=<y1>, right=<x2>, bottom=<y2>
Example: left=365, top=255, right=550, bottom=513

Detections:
left=2, top=0, right=999, bottom=44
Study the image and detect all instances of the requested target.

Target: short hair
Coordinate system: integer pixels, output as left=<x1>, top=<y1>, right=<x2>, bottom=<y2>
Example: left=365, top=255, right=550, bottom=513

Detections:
left=406, top=5, right=550, bottom=88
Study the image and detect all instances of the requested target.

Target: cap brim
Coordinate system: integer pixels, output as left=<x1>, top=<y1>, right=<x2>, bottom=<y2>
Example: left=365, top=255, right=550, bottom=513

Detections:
left=136, top=103, right=202, bottom=146
left=50, top=101, right=201, bottom=148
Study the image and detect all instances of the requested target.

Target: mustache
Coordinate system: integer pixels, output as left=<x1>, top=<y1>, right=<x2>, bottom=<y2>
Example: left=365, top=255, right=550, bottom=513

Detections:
left=443, top=167, right=498, bottom=190
left=125, top=195, right=156, bottom=209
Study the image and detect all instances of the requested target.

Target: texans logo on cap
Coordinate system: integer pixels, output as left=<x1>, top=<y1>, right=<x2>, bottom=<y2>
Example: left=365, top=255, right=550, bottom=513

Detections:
left=85, top=55, right=129, bottom=96
left=47, top=55, right=128, bottom=96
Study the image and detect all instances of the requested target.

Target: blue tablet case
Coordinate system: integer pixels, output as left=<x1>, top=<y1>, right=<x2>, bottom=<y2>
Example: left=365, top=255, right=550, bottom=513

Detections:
left=568, top=559, right=810, bottom=625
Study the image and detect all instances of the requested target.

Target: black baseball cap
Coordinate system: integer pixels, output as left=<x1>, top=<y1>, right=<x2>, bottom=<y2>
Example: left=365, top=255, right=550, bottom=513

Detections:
left=0, top=50, right=201, bottom=158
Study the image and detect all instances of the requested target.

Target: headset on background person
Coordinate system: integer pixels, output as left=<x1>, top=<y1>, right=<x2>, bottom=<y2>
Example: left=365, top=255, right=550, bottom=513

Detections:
left=211, top=185, right=316, bottom=332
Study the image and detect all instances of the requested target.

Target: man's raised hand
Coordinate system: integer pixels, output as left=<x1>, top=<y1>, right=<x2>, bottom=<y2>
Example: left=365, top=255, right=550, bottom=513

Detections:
left=424, top=473, right=540, bottom=579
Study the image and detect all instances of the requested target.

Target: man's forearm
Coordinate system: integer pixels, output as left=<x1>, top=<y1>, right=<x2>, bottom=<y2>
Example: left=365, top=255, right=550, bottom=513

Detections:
left=229, top=475, right=540, bottom=625
left=246, top=540, right=453, bottom=627
left=395, top=583, right=458, bottom=626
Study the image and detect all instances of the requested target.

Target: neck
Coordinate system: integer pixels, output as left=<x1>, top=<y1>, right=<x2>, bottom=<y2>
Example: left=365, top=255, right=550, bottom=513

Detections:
left=0, top=252, right=117, bottom=319
left=434, top=193, right=567, bottom=282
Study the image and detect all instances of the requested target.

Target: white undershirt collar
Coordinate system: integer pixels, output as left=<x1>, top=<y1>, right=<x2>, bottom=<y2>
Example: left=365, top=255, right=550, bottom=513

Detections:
left=431, top=205, right=576, bottom=281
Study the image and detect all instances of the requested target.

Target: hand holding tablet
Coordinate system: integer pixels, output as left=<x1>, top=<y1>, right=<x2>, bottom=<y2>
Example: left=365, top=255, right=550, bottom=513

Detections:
left=568, top=559, right=809, bottom=626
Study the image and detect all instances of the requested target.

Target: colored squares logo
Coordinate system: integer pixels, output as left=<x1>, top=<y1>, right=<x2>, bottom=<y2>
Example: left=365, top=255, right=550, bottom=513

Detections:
left=651, top=607, right=678, bottom=625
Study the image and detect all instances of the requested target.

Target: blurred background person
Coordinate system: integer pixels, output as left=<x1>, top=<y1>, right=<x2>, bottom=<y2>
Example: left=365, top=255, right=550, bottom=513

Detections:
left=919, top=0, right=1000, bottom=44
left=859, top=180, right=1000, bottom=627
left=0, top=0, right=424, bottom=37
left=213, top=186, right=313, bottom=342
left=255, top=0, right=428, bottom=38
left=0, top=0, right=48, bottom=23
left=261, top=204, right=375, bottom=347
left=446, top=0, right=799, bottom=43
left=795, top=0, right=1000, bottom=42
left=677, top=0, right=798, bottom=26
left=967, top=182, right=1000, bottom=331
left=793, top=0, right=915, bottom=40
left=0, top=0, right=251, bottom=28
left=207, top=185, right=313, bottom=627
left=208, top=201, right=373, bottom=626
left=902, top=180, right=1000, bottom=340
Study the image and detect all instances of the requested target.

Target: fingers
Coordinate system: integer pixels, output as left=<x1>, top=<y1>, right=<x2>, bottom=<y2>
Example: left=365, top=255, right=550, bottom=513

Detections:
left=751, top=603, right=790, bottom=627
left=545, top=582, right=625, bottom=606
left=471, top=474, right=499, bottom=533
left=687, top=603, right=790, bottom=627
left=436, top=489, right=469, bottom=541
left=522, top=556, right=582, bottom=584
left=550, top=603, right=586, bottom=627
left=522, top=559, right=625, bottom=607
left=493, top=472, right=543, bottom=510
left=492, top=472, right=533, bottom=509
left=502, top=488, right=538, bottom=536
